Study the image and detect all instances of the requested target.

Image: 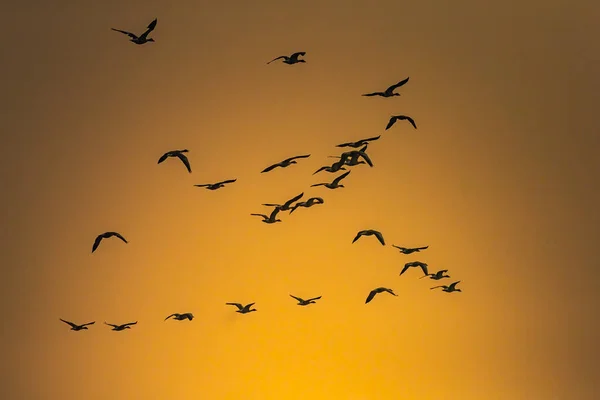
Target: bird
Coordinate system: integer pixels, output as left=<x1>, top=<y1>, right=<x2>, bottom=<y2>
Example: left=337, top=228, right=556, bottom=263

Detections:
left=251, top=206, right=282, bottom=224
left=400, top=261, right=429, bottom=277
left=332, top=149, right=373, bottom=170
left=365, top=287, right=397, bottom=304
left=289, top=197, right=324, bottom=214
left=385, top=115, right=417, bottom=130
left=431, top=281, right=462, bottom=293
left=328, top=151, right=369, bottom=167
left=59, top=319, right=95, bottom=331
left=262, top=192, right=304, bottom=211
left=290, top=295, right=322, bottom=306
left=313, top=165, right=347, bottom=175
left=104, top=321, right=137, bottom=331
left=311, top=170, right=351, bottom=189
left=336, top=135, right=381, bottom=148
left=392, top=245, right=429, bottom=254
left=164, top=313, right=194, bottom=321
left=111, top=18, right=157, bottom=45
left=226, top=303, right=257, bottom=314
left=420, top=270, right=451, bottom=280
left=194, top=179, right=236, bottom=190
left=362, top=77, right=409, bottom=97
left=158, top=149, right=191, bottom=173
left=261, top=154, right=311, bottom=173
left=91, top=232, right=128, bottom=253
left=352, top=230, right=385, bottom=246
left=267, top=52, right=306, bottom=65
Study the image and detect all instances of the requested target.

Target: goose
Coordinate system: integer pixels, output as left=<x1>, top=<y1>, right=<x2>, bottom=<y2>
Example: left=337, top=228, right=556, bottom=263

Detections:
left=311, top=170, right=351, bottom=189
left=251, top=206, right=282, bottom=224
left=289, top=197, right=324, bottom=214
left=111, top=18, right=157, bottom=45
left=313, top=165, right=347, bottom=175
left=431, top=281, right=462, bottom=293
left=165, top=313, right=194, bottom=321
left=267, top=52, right=306, bottom=65
left=392, top=245, right=429, bottom=254
left=92, top=232, right=128, bottom=253
left=104, top=321, right=137, bottom=331
left=362, top=77, right=409, bottom=97
left=226, top=303, right=257, bottom=314
left=158, top=149, right=191, bottom=173
left=336, top=135, right=381, bottom=148
left=290, top=295, right=322, bottom=306
left=352, top=229, right=385, bottom=246
left=59, top=319, right=95, bottom=331
left=420, top=270, right=450, bottom=280
left=328, top=153, right=368, bottom=167
left=400, top=261, right=429, bottom=277
left=386, top=115, right=417, bottom=130
left=365, top=287, right=397, bottom=304
left=194, top=179, right=236, bottom=190
left=333, top=149, right=373, bottom=170
left=262, top=192, right=304, bottom=211
left=261, top=154, right=311, bottom=173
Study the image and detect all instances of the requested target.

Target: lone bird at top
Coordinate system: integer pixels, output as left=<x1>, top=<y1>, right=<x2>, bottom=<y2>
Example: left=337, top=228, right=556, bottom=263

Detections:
left=392, top=245, right=429, bottom=254
left=362, top=77, right=409, bottom=97
left=226, top=303, right=257, bottom=314
left=352, top=229, right=385, bottom=246
left=311, top=170, right=351, bottom=189
left=104, top=321, right=137, bottom=331
left=262, top=192, right=304, bottom=212
left=386, top=115, right=417, bottom=130
left=365, top=287, right=397, bottom=304
left=400, top=261, right=429, bottom=277
left=251, top=206, right=282, bottom=224
left=165, top=313, right=194, bottom=321
left=420, top=269, right=451, bottom=280
left=267, top=51, right=306, bottom=65
left=290, top=295, right=322, bottom=306
left=336, top=135, right=381, bottom=148
left=158, top=149, right=191, bottom=173
left=59, top=319, right=95, bottom=331
left=194, top=179, right=236, bottom=190
left=92, top=231, right=128, bottom=253
left=262, top=154, right=311, bottom=173
left=111, top=18, right=157, bottom=45
left=431, top=281, right=462, bottom=293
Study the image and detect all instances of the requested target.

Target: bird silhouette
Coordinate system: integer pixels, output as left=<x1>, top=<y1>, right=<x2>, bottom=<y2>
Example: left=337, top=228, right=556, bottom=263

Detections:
left=362, top=77, right=409, bottom=97
left=289, top=197, right=324, bottom=214
left=226, top=303, right=257, bottom=313
left=311, top=170, right=351, bottom=189
left=386, top=115, right=417, bottom=130
left=194, top=179, right=236, bottom=190
left=104, top=321, right=137, bottom=331
left=262, top=192, right=304, bottom=211
left=92, top=232, right=127, bottom=253
left=352, top=230, right=385, bottom=246
left=431, top=281, right=462, bottom=293
left=267, top=52, right=306, bottom=64
left=400, top=261, right=429, bottom=277
left=111, top=18, right=157, bottom=45
left=290, top=295, right=322, bottom=306
left=59, top=319, right=95, bottom=331
left=261, top=154, right=311, bottom=173
left=392, top=245, right=429, bottom=254
left=158, top=149, right=191, bottom=173
left=251, top=206, right=283, bottom=224
left=165, top=313, right=194, bottom=321
left=365, top=287, right=397, bottom=304
left=420, top=270, right=451, bottom=280
left=336, top=135, right=381, bottom=148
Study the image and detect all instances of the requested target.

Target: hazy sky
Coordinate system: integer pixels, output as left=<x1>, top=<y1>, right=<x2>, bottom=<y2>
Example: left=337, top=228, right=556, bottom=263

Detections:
left=1, top=1, right=599, bottom=399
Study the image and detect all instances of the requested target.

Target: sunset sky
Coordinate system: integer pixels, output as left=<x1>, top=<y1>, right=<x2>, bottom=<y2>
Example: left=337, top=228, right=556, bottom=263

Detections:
left=2, top=1, right=599, bottom=399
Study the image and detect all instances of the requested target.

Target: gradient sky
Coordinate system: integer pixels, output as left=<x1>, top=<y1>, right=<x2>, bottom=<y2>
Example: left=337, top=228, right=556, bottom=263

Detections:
left=1, top=1, right=599, bottom=399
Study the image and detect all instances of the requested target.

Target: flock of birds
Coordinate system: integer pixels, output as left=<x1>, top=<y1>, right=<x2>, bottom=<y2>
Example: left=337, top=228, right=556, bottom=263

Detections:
left=59, top=17, right=463, bottom=333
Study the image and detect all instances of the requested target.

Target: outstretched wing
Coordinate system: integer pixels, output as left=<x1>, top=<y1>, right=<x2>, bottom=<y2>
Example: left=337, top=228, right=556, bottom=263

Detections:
left=176, top=153, right=192, bottom=173
left=111, top=232, right=128, bottom=244
left=124, top=321, right=138, bottom=327
left=283, top=192, right=304, bottom=208
left=104, top=322, right=117, bottom=328
left=218, top=179, right=237, bottom=185
left=268, top=206, right=281, bottom=220
left=418, top=263, right=429, bottom=276
left=226, top=303, right=243, bottom=310
left=417, top=246, right=429, bottom=251
left=290, top=294, right=304, bottom=302
left=373, top=231, right=385, bottom=245
left=164, top=314, right=177, bottom=321
left=111, top=28, right=138, bottom=39
left=91, top=235, right=103, bottom=253
left=449, top=281, right=460, bottom=290
left=365, top=290, right=377, bottom=304
left=352, top=231, right=364, bottom=243
left=261, top=163, right=280, bottom=173
left=399, top=264, right=411, bottom=276
left=194, top=184, right=210, bottom=188
left=60, top=319, right=77, bottom=328
left=307, top=296, right=322, bottom=302
left=313, top=166, right=328, bottom=174
left=430, top=286, right=444, bottom=290
left=82, top=321, right=95, bottom=327
left=363, top=135, right=381, bottom=143
left=385, top=116, right=397, bottom=130
left=357, top=151, right=373, bottom=167
left=332, top=170, right=351, bottom=185
left=284, top=154, right=310, bottom=163
left=251, top=213, right=268, bottom=219
left=139, top=18, right=157, bottom=39
left=267, top=56, right=286, bottom=64
left=362, top=92, right=383, bottom=97
left=387, top=77, right=410, bottom=93
left=393, top=245, right=406, bottom=251
left=290, top=52, right=306, bottom=60
left=158, top=152, right=170, bottom=164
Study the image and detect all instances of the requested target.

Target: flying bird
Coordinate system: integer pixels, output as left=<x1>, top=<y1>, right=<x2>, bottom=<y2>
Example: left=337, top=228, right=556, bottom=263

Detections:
left=400, top=261, right=429, bottom=277
left=420, top=270, right=451, bottom=280
left=362, top=77, right=409, bottom=97
left=336, top=135, right=381, bottom=148
left=329, top=151, right=370, bottom=167
left=92, top=232, right=128, bottom=253
left=226, top=303, right=257, bottom=314
left=392, top=245, right=429, bottom=254
left=311, top=170, right=351, bottom=189
left=290, top=295, right=322, bottom=306
left=365, top=287, right=397, bottom=304
left=251, top=206, right=282, bottom=224
left=332, top=149, right=373, bottom=170
left=289, top=197, right=324, bottom=214
left=111, top=18, right=157, bottom=45
left=194, top=179, right=236, bottom=190
left=313, top=165, right=347, bottom=175
left=104, top=321, right=137, bottom=331
left=165, top=313, right=194, bottom=321
left=59, top=319, right=95, bottom=331
left=262, top=192, right=304, bottom=211
left=352, top=230, right=385, bottom=246
left=158, top=149, right=191, bottom=173
left=431, top=281, right=462, bottom=293
left=267, top=51, right=306, bottom=64
left=261, top=154, right=311, bottom=173
left=386, top=115, right=417, bottom=130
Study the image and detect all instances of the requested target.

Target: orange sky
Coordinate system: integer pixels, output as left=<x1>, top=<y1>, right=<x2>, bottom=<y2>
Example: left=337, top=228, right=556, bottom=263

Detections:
left=1, top=1, right=599, bottom=399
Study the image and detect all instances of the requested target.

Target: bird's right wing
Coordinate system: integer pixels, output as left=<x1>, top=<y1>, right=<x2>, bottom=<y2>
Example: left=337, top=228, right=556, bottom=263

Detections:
left=352, top=231, right=363, bottom=243
left=59, top=319, right=77, bottom=328
left=388, top=77, right=409, bottom=91
left=267, top=56, right=285, bottom=64
left=268, top=206, right=281, bottom=220
left=363, top=135, right=381, bottom=142
left=111, top=28, right=137, bottom=38
left=91, top=235, right=103, bottom=253
left=165, top=314, right=176, bottom=321
left=261, top=163, right=279, bottom=173
left=290, top=295, right=303, bottom=302
left=284, top=192, right=304, bottom=207
left=361, top=92, right=381, bottom=97
left=226, top=303, right=243, bottom=310
left=177, top=153, right=192, bottom=173
left=157, top=153, right=170, bottom=164
left=251, top=213, right=268, bottom=218
left=365, top=290, right=376, bottom=303
left=385, top=117, right=397, bottom=130
left=332, top=170, right=350, bottom=185
left=113, top=232, right=128, bottom=243
left=357, top=151, right=373, bottom=167
left=430, top=286, right=443, bottom=290
left=104, top=322, right=117, bottom=328
left=399, top=265, right=410, bottom=276
left=194, top=184, right=210, bottom=187
left=307, top=296, right=322, bottom=302
left=219, top=179, right=237, bottom=185
left=124, top=321, right=138, bottom=326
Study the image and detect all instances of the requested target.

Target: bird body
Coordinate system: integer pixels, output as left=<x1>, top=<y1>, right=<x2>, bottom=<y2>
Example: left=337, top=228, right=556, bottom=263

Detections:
left=261, top=154, right=310, bottom=173
left=158, top=149, right=191, bottom=173
left=165, top=313, right=194, bottom=321
left=226, top=303, right=257, bottom=313
left=267, top=52, right=306, bottom=64
left=386, top=115, right=417, bottom=130
left=194, top=179, right=236, bottom=190
left=311, top=170, right=351, bottom=189
left=290, top=295, right=322, bottom=306
left=60, top=319, right=95, bottom=331
left=92, top=232, right=128, bottom=253
left=392, top=245, right=429, bottom=254
left=431, top=281, right=462, bottom=292
left=352, top=230, right=385, bottom=246
left=362, top=77, right=409, bottom=97
left=365, top=287, right=397, bottom=304
left=400, top=261, right=429, bottom=277
left=111, top=18, right=157, bottom=45
left=105, top=321, right=137, bottom=331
